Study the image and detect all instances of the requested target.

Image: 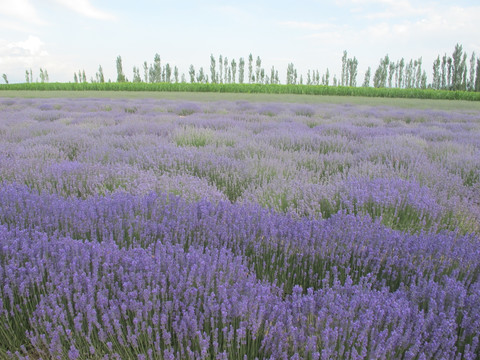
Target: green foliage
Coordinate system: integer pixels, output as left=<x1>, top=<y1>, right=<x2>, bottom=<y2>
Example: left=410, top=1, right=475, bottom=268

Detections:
left=210, top=54, right=216, bottom=84
left=2, top=82, right=480, bottom=101
left=124, top=106, right=138, bottom=114
left=174, top=127, right=214, bottom=148
left=116, top=56, right=126, bottom=83
left=96, top=65, right=105, bottom=83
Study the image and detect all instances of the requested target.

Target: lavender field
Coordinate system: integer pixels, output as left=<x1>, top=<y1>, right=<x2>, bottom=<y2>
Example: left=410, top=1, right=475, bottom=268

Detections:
left=0, top=96, right=480, bottom=359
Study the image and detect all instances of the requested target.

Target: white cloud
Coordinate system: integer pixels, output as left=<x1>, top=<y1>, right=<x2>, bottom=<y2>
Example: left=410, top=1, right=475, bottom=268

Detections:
left=53, top=0, right=116, bottom=20
left=280, top=2, right=480, bottom=82
left=285, top=2, right=480, bottom=52
left=0, top=35, right=76, bottom=83
left=0, top=0, right=46, bottom=25
left=8, top=35, right=48, bottom=56
left=361, top=5, right=480, bottom=45
left=0, top=36, right=48, bottom=68
left=336, top=0, right=432, bottom=19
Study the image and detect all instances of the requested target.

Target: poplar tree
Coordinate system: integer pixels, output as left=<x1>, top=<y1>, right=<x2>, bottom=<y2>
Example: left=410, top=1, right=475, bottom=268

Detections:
left=210, top=54, right=216, bottom=83
left=231, top=59, right=237, bottom=83
left=223, top=57, right=228, bottom=83
left=132, top=66, right=141, bottom=82
left=340, top=52, right=358, bottom=87
left=165, top=64, right=172, bottom=83
left=96, top=65, right=105, bottom=83
left=441, top=54, right=447, bottom=89
left=255, top=56, right=261, bottom=84
left=99, top=65, right=105, bottom=83
left=475, top=58, right=480, bottom=92
left=363, top=67, right=371, bottom=87
left=189, top=65, right=195, bottom=83
left=341, top=50, right=347, bottom=86
left=26, top=70, right=30, bottom=83
left=248, top=54, right=253, bottom=83
left=116, top=56, right=126, bottom=82
left=461, top=53, right=467, bottom=90
left=469, top=52, right=476, bottom=91
left=432, top=56, right=441, bottom=90
left=2, top=74, right=8, bottom=84
left=452, top=43, right=463, bottom=90
left=143, top=61, right=148, bottom=83
left=286, top=63, right=295, bottom=84
left=148, top=66, right=154, bottom=83
left=238, top=58, right=245, bottom=84
left=373, top=55, right=389, bottom=88
left=421, top=70, right=427, bottom=89
left=447, top=57, right=453, bottom=89
left=174, top=66, right=179, bottom=83
left=152, top=54, right=161, bottom=83
left=394, top=61, right=399, bottom=88
left=398, top=58, right=405, bottom=88
left=388, top=62, right=395, bottom=88
left=73, top=73, right=78, bottom=83
left=415, top=57, right=422, bottom=88
left=412, top=59, right=417, bottom=88
left=197, top=67, right=205, bottom=83
left=405, top=60, right=414, bottom=88
left=345, top=62, right=349, bottom=87
left=349, top=57, right=358, bottom=86
left=218, top=55, right=223, bottom=83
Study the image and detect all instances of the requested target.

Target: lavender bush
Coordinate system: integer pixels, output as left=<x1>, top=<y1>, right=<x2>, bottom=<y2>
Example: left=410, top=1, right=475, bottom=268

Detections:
left=0, top=97, right=479, bottom=359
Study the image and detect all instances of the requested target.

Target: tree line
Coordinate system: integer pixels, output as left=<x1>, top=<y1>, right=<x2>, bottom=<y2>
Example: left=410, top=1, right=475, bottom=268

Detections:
left=3, top=43, right=480, bottom=92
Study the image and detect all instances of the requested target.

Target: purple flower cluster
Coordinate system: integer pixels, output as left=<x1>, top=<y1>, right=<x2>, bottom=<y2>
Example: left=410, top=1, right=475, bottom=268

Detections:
left=338, top=177, right=443, bottom=231
left=1, top=97, right=480, bottom=358
left=0, top=184, right=479, bottom=358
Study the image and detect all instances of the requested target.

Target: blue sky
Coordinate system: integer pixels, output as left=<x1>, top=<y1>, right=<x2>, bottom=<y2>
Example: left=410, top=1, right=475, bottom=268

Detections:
left=1, top=0, right=479, bottom=84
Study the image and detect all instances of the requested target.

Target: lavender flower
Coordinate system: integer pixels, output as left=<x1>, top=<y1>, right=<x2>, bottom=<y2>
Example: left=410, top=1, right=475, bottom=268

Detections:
left=1, top=97, right=480, bottom=359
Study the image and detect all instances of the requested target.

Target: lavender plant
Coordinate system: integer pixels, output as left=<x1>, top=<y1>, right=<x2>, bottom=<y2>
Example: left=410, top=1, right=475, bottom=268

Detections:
left=0, top=97, right=479, bottom=359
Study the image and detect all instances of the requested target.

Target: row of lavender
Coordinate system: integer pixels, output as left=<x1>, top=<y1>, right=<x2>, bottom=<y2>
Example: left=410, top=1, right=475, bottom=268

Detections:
left=1, top=186, right=479, bottom=359
left=0, top=97, right=479, bottom=359
left=1, top=98, right=479, bottom=232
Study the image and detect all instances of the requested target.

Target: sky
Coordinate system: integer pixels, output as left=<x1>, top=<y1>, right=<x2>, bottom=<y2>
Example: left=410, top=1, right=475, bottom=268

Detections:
left=1, top=0, right=479, bottom=84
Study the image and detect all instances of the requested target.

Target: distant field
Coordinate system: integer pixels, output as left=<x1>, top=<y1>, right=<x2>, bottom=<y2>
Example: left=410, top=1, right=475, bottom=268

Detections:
left=2, top=89, right=480, bottom=111
left=1, top=81, right=480, bottom=102
left=1, top=96, right=479, bottom=359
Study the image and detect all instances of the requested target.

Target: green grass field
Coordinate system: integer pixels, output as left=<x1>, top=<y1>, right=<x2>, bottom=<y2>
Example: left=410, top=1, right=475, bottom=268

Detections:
left=2, top=90, right=480, bottom=111
left=1, top=82, right=480, bottom=102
